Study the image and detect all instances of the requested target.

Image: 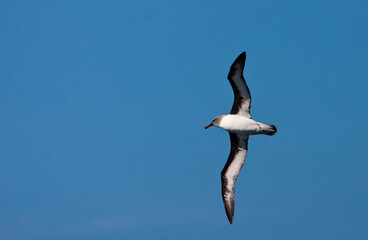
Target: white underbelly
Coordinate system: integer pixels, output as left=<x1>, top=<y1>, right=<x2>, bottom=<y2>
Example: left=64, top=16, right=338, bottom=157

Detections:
left=219, top=115, right=262, bottom=134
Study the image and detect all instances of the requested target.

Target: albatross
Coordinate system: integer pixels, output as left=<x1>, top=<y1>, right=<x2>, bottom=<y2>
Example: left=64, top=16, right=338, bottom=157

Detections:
left=204, top=51, right=277, bottom=224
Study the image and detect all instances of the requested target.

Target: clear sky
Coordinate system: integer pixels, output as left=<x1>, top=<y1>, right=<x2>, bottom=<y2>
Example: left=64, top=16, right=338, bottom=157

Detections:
left=1, top=0, right=367, bottom=239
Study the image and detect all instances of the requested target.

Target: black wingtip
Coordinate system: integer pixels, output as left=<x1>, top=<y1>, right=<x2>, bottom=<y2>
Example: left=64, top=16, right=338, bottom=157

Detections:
left=234, top=51, right=246, bottom=64
left=223, top=199, right=235, bottom=224
left=228, top=51, right=247, bottom=79
left=225, top=206, right=234, bottom=224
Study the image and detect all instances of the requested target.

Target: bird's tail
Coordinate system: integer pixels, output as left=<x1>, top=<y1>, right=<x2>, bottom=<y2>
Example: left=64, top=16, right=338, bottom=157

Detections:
left=260, top=123, right=277, bottom=136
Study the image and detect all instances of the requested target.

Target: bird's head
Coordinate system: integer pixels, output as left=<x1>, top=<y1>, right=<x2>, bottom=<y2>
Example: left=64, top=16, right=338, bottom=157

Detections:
left=204, top=115, right=224, bottom=129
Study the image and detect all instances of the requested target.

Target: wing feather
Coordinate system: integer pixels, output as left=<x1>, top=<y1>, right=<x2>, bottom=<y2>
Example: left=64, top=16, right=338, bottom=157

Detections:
left=227, top=52, right=252, bottom=118
left=221, top=133, right=249, bottom=224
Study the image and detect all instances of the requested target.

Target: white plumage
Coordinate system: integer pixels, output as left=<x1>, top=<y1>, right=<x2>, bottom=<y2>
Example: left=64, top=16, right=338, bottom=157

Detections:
left=205, top=51, right=277, bottom=224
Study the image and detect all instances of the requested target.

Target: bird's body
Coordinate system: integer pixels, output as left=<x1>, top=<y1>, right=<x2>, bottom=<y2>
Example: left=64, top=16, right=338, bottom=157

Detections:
left=216, top=114, right=276, bottom=135
left=205, top=51, right=277, bottom=224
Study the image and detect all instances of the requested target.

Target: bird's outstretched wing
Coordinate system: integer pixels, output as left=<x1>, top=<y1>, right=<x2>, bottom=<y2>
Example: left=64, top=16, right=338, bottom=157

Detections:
left=221, top=132, right=249, bottom=224
left=227, top=52, right=252, bottom=118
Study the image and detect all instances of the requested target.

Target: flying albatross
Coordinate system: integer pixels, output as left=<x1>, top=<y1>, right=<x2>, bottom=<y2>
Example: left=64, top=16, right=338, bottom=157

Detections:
left=205, top=51, right=277, bottom=224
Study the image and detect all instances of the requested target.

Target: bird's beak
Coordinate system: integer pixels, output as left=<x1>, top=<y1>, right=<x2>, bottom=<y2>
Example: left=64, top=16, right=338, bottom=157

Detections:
left=204, top=122, right=213, bottom=130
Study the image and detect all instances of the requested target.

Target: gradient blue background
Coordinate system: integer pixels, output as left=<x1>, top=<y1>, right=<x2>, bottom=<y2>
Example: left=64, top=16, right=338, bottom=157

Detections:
left=1, top=0, right=367, bottom=239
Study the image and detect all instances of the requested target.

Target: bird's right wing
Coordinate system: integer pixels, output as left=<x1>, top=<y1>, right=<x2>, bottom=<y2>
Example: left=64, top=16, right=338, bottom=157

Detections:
left=221, top=133, right=249, bottom=224
left=227, top=52, right=252, bottom=118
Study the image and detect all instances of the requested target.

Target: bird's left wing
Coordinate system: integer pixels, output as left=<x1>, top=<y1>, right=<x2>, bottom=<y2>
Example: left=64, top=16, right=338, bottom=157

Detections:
left=227, top=52, right=252, bottom=118
left=221, top=133, right=249, bottom=224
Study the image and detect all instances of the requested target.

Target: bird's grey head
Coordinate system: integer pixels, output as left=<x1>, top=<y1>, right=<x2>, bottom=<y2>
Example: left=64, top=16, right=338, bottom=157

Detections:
left=204, top=115, right=225, bottom=129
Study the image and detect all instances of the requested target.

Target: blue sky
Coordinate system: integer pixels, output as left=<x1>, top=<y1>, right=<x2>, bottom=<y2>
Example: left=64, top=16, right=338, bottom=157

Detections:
left=1, top=0, right=367, bottom=239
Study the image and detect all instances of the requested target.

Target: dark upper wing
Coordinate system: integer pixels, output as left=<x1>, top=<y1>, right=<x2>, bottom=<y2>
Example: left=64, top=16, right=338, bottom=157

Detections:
left=227, top=52, right=252, bottom=118
left=221, top=133, right=249, bottom=224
